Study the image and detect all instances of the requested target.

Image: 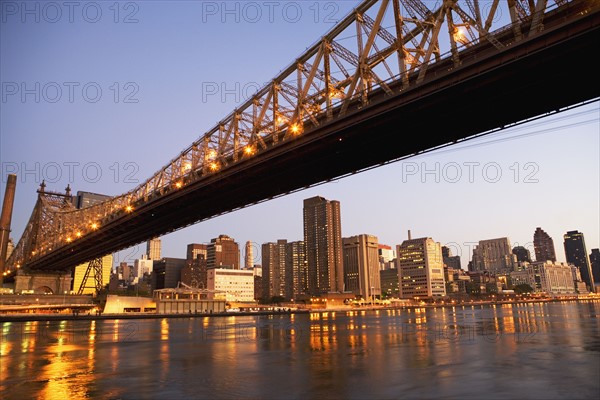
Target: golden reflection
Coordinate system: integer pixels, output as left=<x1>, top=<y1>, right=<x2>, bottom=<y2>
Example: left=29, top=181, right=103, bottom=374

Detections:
left=161, top=318, right=169, bottom=340
left=39, top=344, right=89, bottom=400
left=19, top=321, right=38, bottom=354
left=113, top=320, right=120, bottom=342
left=89, top=320, right=96, bottom=342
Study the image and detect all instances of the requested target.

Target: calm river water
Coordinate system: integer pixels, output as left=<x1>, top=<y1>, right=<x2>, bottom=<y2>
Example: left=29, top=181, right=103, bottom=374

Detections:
left=1, top=301, right=599, bottom=400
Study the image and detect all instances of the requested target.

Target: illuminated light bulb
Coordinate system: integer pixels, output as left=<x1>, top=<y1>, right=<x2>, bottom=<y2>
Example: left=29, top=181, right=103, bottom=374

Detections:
left=91, top=223, right=98, bottom=230
left=175, top=182, right=183, bottom=189
left=125, top=205, right=134, bottom=212
left=207, top=150, right=217, bottom=160
left=290, top=123, right=303, bottom=135
left=209, top=162, right=219, bottom=171
left=244, top=145, right=255, bottom=155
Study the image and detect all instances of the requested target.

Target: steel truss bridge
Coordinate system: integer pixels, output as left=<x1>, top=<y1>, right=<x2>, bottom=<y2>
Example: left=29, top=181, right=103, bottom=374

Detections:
left=4, top=0, right=600, bottom=293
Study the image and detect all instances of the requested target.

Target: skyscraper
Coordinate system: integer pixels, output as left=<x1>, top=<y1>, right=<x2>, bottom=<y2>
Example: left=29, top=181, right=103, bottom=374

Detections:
left=303, top=196, right=344, bottom=295
left=245, top=241, right=254, bottom=270
left=286, top=241, right=307, bottom=299
left=470, top=237, right=515, bottom=274
left=512, top=246, right=532, bottom=263
left=397, top=237, right=446, bottom=299
left=343, top=234, right=381, bottom=300
left=146, top=237, right=161, bottom=260
left=187, top=243, right=207, bottom=261
left=207, top=234, right=240, bottom=270
left=534, top=227, right=556, bottom=262
left=564, top=230, right=595, bottom=292
left=261, top=240, right=287, bottom=299
left=590, top=249, right=600, bottom=285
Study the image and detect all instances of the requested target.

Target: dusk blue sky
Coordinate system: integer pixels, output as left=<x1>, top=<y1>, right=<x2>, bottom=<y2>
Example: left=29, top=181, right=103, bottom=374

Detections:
left=1, top=1, right=598, bottom=269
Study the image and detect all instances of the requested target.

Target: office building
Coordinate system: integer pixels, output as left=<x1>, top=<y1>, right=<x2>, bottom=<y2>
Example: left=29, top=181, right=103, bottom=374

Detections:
left=378, top=244, right=396, bottom=270
left=442, top=246, right=462, bottom=270
left=564, top=230, right=595, bottom=292
left=512, top=246, right=532, bottom=263
left=73, top=191, right=111, bottom=209
left=590, top=249, right=600, bottom=284
left=146, top=237, right=162, bottom=260
left=133, top=255, right=154, bottom=282
left=181, top=253, right=207, bottom=289
left=534, top=227, right=557, bottom=262
left=510, top=261, right=576, bottom=295
left=151, top=258, right=186, bottom=290
left=380, top=268, right=399, bottom=298
left=303, top=196, right=344, bottom=295
left=207, top=235, right=240, bottom=270
left=397, top=236, right=446, bottom=299
left=470, top=237, right=516, bottom=274
left=207, top=268, right=255, bottom=302
left=343, top=234, right=381, bottom=299
left=187, top=243, right=208, bottom=261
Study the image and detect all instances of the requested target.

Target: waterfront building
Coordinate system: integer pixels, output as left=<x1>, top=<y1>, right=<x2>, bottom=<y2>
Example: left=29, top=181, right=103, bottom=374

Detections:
left=151, top=258, right=186, bottom=290
left=380, top=268, right=399, bottom=298
left=286, top=240, right=307, bottom=299
left=590, top=248, right=600, bottom=284
left=396, top=236, right=446, bottom=299
left=564, top=230, right=595, bottom=292
left=343, top=234, right=381, bottom=299
left=261, top=240, right=288, bottom=299
left=207, top=268, right=255, bottom=302
left=510, top=261, right=576, bottom=295
left=303, top=196, right=344, bottom=295
left=470, top=237, right=516, bottom=274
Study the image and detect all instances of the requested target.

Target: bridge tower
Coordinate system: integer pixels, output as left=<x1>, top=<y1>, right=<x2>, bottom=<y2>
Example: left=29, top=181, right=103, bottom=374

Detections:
left=0, top=174, right=17, bottom=287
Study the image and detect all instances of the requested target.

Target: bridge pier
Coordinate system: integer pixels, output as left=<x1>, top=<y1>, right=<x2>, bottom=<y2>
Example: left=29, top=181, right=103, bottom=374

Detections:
left=14, top=270, right=72, bottom=295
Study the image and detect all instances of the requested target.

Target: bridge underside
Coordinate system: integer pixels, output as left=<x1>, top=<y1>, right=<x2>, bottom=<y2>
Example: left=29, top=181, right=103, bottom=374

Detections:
left=27, top=7, right=600, bottom=272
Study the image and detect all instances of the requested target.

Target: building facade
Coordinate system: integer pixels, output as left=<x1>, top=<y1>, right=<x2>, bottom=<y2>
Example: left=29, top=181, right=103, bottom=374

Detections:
left=146, top=237, right=162, bottom=260
left=397, top=237, right=446, bottom=299
left=303, top=196, right=344, bottom=295
left=470, top=237, right=516, bottom=274
left=534, top=227, right=556, bottom=262
left=72, top=254, right=113, bottom=294
left=286, top=240, right=307, bottom=299
left=510, top=261, right=576, bottom=295
left=564, top=230, right=595, bottom=293
left=187, top=243, right=208, bottom=262
left=207, top=235, right=240, bottom=270
left=343, top=234, right=381, bottom=299
left=261, top=240, right=288, bottom=299
left=207, top=268, right=255, bottom=302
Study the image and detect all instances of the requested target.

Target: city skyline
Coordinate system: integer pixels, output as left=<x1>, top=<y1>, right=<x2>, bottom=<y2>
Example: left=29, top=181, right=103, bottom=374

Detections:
left=1, top=1, right=598, bottom=271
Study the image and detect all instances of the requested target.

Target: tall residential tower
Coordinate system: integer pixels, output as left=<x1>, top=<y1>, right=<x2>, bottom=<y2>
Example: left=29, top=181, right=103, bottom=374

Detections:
left=303, top=196, right=344, bottom=295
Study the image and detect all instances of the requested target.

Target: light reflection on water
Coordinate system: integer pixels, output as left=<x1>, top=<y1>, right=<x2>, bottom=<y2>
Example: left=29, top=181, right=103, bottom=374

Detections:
left=1, top=301, right=599, bottom=399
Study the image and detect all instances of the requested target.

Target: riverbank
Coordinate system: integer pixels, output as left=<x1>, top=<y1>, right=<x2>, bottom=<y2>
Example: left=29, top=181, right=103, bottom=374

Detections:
left=1, top=297, right=598, bottom=323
